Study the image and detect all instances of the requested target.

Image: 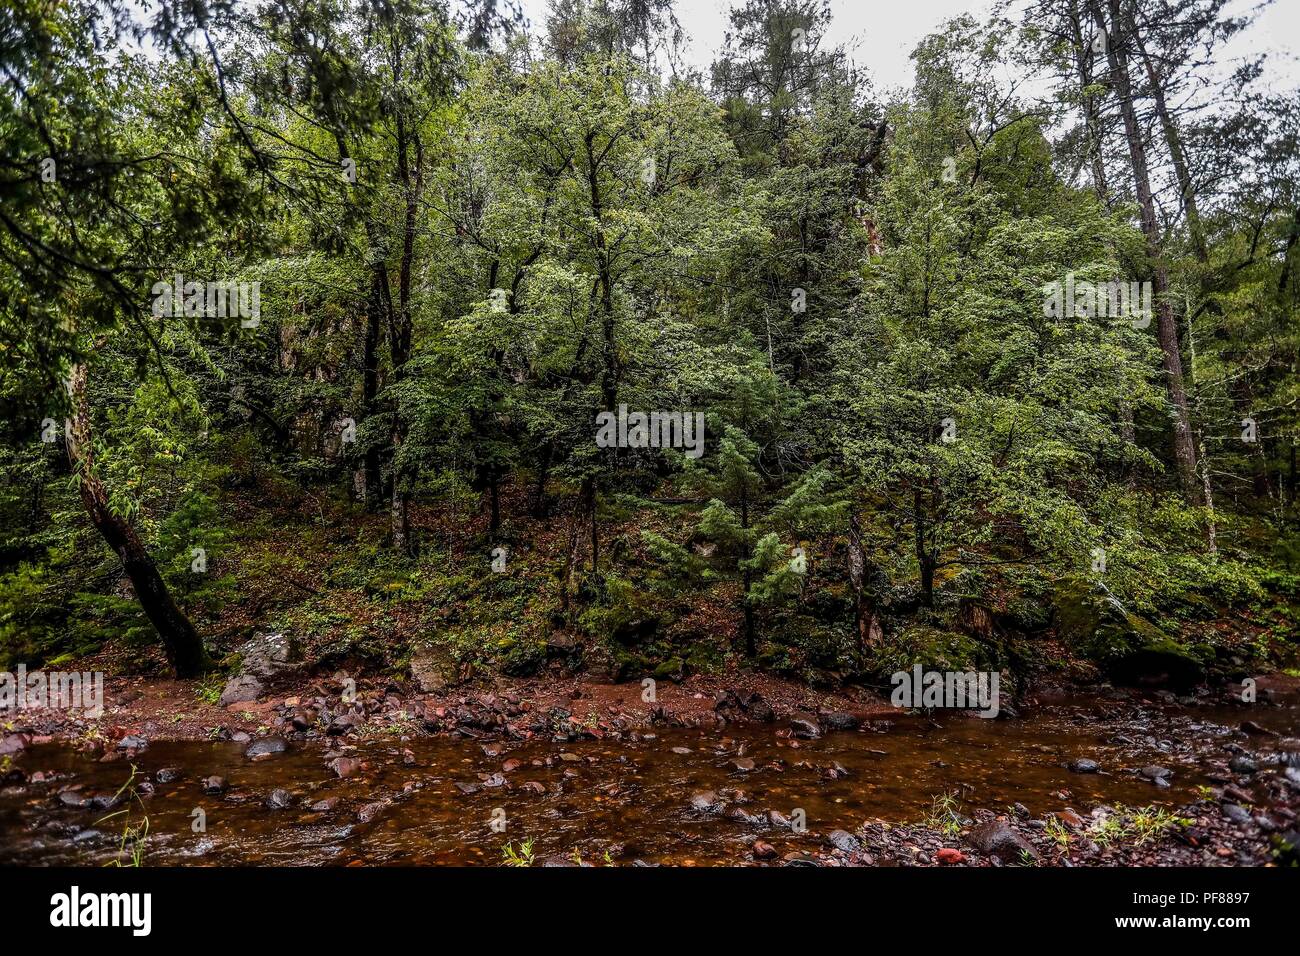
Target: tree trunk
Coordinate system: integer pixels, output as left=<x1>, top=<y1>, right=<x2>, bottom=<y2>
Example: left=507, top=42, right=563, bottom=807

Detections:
left=914, top=485, right=935, bottom=608
left=1093, top=0, right=1201, bottom=503
left=66, top=362, right=210, bottom=677
left=354, top=268, right=383, bottom=508
left=1067, top=1, right=1110, bottom=201
left=1135, top=32, right=1208, bottom=264
left=740, top=485, right=756, bottom=657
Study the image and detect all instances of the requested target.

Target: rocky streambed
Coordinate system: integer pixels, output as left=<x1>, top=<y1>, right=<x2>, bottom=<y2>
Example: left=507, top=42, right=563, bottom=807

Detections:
left=1, top=683, right=1298, bottom=866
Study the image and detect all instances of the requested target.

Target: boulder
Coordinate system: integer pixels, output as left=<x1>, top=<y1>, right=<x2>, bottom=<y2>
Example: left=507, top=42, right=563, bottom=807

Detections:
left=1054, top=580, right=1206, bottom=690
left=409, top=644, right=458, bottom=693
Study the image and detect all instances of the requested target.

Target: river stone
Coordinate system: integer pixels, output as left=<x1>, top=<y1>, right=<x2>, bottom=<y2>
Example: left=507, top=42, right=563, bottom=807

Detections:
left=219, top=673, right=264, bottom=708
left=327, top=756, right=362, bottom=779
left=1221, top=803, right=1252, bottom=824
left=966, top=819, right=1040, bottom=864
left=245, top=736, right=288, bottom=759
left=827, top=829, right=862, bottom=853
left=1139, top=765, right=1172, bottom=782
left=356, top=799, right=390, bottom=824
left=1228, top=755, right=1258, bottom=775
left=265, top=788, right=292, bottom=810
left=0, top=734, right=29, bottom=755
left=821, top=712, right=860, bottom=732
left=1069, top=758, right=1100, bottom=774
left=201, top=775, right=228, bottom=795
left=790, top=718, right=821, bottom=739
left=690, top=791, right=725, bottom=814
left=156, top=767, right=182, bottom=784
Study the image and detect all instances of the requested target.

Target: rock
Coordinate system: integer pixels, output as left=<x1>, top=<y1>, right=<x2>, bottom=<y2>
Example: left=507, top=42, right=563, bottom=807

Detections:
left=327, top=715, right=354, bottom=736
left=58, top=791, right=88, bottom=808
left=1054, top=809, right=1085, bottom=829
left=936, top=847, right=966, bottom=865
left=827, top=829, right=861, bottom=853
left=1221, top=803, right=1252, bottom=825
left=356, top=800, right=390, bottom=824
left=245, top=736, right=288, bottom=759
left=328, top=757, right=362, bottom=779
left=729, top=758, right=756, bottom=773
left=409, top=644, right=457, bottom=693
left=201, top=776, right=228, bottom=795
left=239, top=631, right=296, bottom=680
left=652, top=657, right=684, bottom=682
left=752, top=840, right=778, bottom=860
left=782, top=852, right=821, bottom=867
left=790, top=719, right=821, bottom=740
left=1053, top=579, right=1206, bottom=690
left=747, top=700, right=776, bottom=723
left=310, top=797, right=341, bottom=812
left=219, top=674, right=264, bottom=708
left=967, top=819, right=1040, bottom=864
left=290, top=711, right=313, bottom=731
left=727, top=806, right=763, bottom=826
left=1139, top=765, right=1173, bottom=782
left=690, top=791, right=725, bottom=814
left=116, top=735, right=148, bottom=752
left=1068, top=758, right=1100, bottom=774
left=155, top=768, right=182, bottom=784
left=1228, top=755, right=1258, bottom=775
left=1240, top=720, right=1278, bottom=737
left=265, top=789, right=292, bottom=810
left=0, top=734, right=29, bottom=755
left=820, top=712, right=859, bottom=732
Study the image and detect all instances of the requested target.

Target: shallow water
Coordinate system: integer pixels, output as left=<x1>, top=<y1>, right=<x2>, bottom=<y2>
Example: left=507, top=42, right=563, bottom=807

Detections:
left=2, top=693, right=1297, bottom=865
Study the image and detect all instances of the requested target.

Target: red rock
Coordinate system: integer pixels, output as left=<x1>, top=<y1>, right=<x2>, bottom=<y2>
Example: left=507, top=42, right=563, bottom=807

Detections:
left=936, top=848, right=965, bottom=865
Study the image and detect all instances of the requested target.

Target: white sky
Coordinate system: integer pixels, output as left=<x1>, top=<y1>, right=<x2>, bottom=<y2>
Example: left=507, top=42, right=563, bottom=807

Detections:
left=512, top=0, right=1300, bottom=95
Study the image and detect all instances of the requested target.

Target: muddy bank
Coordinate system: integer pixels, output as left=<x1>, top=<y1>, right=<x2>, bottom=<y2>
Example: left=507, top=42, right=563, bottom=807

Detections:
left=3, top=678, right=1299, bottom=867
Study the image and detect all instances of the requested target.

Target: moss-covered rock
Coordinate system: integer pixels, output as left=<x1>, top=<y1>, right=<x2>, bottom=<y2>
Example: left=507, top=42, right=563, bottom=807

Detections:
left=652, top=656, right=685, bottom=682
left=1053, top=579, right=1206, bottom=689
left=875, top=624, right=992, bottom=677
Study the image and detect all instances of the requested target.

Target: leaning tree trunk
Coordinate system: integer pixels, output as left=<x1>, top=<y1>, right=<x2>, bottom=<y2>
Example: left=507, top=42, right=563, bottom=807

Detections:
left=1093, top=0, right=1201, bottom=503
left=66, top=362, right=210, bottom=677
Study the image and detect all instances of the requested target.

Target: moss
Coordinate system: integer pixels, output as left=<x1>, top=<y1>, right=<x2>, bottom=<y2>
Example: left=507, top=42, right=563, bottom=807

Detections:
left=876, top=624, right=994, bottom=676
left=1054, top=578, right=1205, bottom=688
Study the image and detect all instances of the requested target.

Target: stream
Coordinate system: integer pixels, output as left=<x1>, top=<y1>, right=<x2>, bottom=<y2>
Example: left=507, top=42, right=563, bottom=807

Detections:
left=3, top=691, right=1298, bottom=865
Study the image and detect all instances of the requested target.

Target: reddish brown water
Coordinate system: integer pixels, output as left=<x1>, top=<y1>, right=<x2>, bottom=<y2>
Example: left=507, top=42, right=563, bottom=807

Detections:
left=2, top=694, right=1297, bottom=865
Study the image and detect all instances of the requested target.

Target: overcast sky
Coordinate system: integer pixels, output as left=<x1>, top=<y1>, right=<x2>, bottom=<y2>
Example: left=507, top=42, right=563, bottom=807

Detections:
left=512, top=0, right=1300, bottom=95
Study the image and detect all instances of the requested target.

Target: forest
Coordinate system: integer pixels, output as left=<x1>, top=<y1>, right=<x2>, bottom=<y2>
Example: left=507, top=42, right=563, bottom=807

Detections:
left=0, top=0, right=1298, bottom=874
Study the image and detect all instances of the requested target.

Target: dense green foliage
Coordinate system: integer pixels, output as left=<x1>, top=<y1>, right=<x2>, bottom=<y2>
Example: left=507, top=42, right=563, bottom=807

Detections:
left=1, top=0, right=1296, bottom=686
